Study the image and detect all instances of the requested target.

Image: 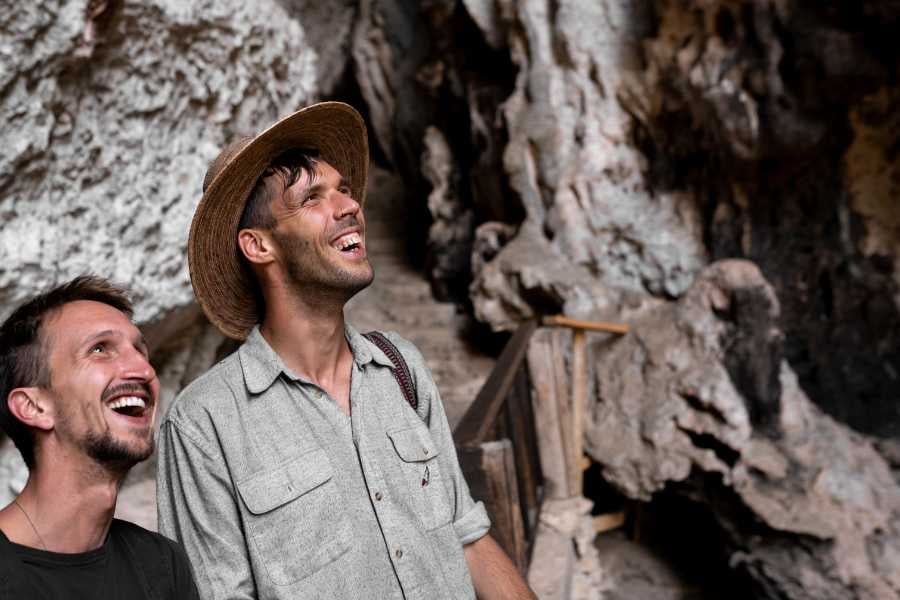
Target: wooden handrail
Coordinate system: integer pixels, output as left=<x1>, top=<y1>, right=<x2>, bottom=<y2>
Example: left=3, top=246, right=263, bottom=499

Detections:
left=453, top=313, right=630, bottom=575
left=453, top=319, right=538, bottom=447
left=541, top=314, right=629, bottom=334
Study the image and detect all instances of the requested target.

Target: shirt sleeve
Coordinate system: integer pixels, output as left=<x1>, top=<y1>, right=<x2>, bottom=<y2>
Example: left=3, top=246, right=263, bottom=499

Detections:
left=416, top=356, right=491, bottom=545
left=156, top=418, right=256, bottom=600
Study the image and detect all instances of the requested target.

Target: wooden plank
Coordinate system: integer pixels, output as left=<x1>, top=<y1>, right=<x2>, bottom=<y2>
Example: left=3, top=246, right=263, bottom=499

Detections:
left=570, top=329, right=588, bottom=495
left=542, top=314, right=629, bottom=335
left=526, top=328, right=570, bottom=500
left=459, top=440, right=527, bottom=572
left=550, top=328, right=576, bottom=497
left=505, top=366, right=540, bottom=540
left=454, top=320, right=538, bottom=447
left=593, top=511, right=626, bottom=534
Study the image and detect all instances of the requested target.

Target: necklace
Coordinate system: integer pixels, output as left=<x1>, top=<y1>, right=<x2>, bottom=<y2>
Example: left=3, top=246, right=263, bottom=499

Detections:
left=12, top=498, right=49, bottom=551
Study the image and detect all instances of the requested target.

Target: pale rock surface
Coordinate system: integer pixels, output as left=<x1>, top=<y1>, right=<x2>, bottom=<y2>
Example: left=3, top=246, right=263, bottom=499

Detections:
left=587, top=259, right=900, bottom=599
left=0, top=0, right=317, bottom=327
left=467, top=0, right=708, bottom=330
left=275, top=0, right=357, bottom=96
left=421, top=126, right=475, bottom=299
left=626, top=0, right=900, bottom=438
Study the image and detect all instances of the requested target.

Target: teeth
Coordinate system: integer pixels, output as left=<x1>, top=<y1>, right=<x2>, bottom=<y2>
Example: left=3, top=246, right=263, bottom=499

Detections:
left=107, top=396, right=147, bottom=410
left=332, top=232, right=361, bottom=251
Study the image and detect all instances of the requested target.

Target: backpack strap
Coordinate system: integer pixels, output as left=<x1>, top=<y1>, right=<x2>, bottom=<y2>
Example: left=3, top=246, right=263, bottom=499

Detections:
left=363, top=331, right=418, bottom=412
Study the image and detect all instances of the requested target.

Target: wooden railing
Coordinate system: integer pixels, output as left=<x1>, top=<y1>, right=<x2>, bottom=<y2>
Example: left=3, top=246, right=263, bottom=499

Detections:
left=453, top=315, right=628, bottom=573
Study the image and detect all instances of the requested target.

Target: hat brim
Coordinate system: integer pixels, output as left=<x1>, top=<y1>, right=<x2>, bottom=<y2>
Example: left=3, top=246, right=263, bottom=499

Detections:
left=188, top=102, right=369, bottom=340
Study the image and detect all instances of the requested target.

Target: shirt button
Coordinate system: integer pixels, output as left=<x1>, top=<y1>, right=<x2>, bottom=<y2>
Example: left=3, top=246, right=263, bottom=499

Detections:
left=374, top=491, right=383, bottom=501
left=423, top=448, right=429, bottom=456
left=395, top=548, right=403, bottom=560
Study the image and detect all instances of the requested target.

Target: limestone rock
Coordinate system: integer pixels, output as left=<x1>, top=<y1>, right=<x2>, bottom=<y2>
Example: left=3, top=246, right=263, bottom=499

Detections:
left=275, top=0, right=357, bottom=95
left=421, top=126, right=474, bottom=299
left=0, top=0, right=318, bottom=329
left=463, top=0, right=708, bottom=331
left=628, top=0, right=900, bottom=439
left=587, top=260, right=900, bottom=598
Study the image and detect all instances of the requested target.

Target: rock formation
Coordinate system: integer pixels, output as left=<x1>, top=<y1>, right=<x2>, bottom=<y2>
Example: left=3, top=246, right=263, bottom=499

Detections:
left=587, top=260, right=900, bottom=599
left=442, top=0, right=900, bottom=438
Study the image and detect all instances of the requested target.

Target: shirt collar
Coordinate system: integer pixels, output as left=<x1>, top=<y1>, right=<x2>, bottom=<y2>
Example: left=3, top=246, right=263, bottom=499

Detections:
left=345, top=323, right=395, bottom=369
left=238, top=324, right=395, bottom=395
left=238, top=326, right=288, bottom=395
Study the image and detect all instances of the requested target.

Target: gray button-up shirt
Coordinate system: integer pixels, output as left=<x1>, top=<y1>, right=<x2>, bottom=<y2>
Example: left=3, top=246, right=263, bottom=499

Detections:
left=156, top=325, right=490, bottom=600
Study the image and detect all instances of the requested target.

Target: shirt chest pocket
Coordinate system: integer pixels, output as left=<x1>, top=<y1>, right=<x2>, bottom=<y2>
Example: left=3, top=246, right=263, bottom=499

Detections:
left=236, top=449, right=351, bottom=586
left=387, top=426, right=454, bottom=531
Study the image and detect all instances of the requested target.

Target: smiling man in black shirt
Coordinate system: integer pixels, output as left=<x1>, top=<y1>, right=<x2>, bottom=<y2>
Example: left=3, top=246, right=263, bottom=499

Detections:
left=0, top=276, right=198, bottom=599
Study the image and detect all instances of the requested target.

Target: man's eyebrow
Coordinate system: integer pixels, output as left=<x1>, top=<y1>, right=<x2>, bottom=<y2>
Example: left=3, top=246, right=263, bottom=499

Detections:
left=80, top=329, right=148, bottom=353
left=80, top=330, right=119, bottom=347
left=300, top=181, right=326, bottom=200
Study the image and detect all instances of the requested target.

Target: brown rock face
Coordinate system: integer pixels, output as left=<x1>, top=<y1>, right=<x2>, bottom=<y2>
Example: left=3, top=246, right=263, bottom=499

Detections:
left=588, top=260, right=900, bottom=599
left=630, top=0, right=900, bottom=438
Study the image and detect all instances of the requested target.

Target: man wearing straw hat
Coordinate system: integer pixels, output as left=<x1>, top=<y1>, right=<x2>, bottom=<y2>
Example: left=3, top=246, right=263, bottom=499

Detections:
left=156, top=102, right=536, bottom=600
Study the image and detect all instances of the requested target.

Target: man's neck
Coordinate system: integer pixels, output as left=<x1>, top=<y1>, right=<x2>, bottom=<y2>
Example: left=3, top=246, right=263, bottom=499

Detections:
left=260, top=289, right=352, bottom=388
left=0, top=456, right=122, bottom=553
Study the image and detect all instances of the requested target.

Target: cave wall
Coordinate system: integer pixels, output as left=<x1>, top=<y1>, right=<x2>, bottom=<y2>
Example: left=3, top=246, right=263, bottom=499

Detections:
left=362, top=0, right=900, bottom=438
left=630, top=0, right=900, bottom=438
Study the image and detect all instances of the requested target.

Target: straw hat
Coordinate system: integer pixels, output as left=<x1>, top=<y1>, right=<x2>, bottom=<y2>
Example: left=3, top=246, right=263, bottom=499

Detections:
left=188, top=101, right=369, bottom=340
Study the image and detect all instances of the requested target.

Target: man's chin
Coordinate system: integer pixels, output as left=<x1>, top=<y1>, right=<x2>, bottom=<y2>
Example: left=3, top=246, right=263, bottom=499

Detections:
left=84, top=432, right=154, bottom=469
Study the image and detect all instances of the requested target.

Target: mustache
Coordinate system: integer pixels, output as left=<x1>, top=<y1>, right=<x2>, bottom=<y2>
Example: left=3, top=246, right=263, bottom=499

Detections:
left=101, top=382, right=154, bottom=405
left=327, top=216, right=362, bottom=238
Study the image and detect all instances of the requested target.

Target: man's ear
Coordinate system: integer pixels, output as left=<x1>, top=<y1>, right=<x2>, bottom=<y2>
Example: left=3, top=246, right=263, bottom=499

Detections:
left=7, top=389, right=54, bottom=432
left=238, top=228, right=277, bottom=266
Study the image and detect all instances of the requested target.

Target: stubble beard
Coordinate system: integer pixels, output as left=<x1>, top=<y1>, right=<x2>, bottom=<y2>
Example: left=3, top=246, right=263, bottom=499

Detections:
left=54, top=404, right=154, bottom=472
left=275, top=229, right=374, bottom=304
left=82, top=428, right=154, bottom=471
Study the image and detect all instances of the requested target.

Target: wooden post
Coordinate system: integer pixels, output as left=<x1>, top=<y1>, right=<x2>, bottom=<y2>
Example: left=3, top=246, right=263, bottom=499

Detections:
left=459, top=440, right=527, bottom=572
left=570, top=329, right=588, bottom=496
left=550, top=329, right=576, bottom=497
left=506, top=367, right=541, bottom=538
left=525, top=328, right=569, bottom=500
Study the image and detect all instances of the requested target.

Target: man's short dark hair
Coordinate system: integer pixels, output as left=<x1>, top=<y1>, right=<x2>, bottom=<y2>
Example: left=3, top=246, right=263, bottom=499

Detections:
left=238, top=148, right=320, bottom=231
left=0, top=275, right=133, bottom=468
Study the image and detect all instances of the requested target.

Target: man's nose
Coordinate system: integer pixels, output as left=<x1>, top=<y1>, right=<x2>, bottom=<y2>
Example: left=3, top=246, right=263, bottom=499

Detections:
left=334, top=190, right=361, bottom=219
left=121, top=347, right=157, bottom=382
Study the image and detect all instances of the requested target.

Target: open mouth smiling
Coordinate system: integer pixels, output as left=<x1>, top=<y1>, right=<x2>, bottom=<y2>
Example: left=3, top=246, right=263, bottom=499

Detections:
left=106, top=395, right=149, bottom=418
left=330, top=230, right=365, bottom=256
left=102, top=384, right=154, bottom=420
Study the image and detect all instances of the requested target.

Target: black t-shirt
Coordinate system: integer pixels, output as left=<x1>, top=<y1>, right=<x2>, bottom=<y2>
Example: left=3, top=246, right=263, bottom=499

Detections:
left=0, top=519, right=199, bottom=599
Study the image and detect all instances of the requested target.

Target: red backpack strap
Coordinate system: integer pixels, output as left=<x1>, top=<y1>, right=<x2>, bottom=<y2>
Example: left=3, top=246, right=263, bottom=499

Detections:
left=363, top=331, right=418, bottom=412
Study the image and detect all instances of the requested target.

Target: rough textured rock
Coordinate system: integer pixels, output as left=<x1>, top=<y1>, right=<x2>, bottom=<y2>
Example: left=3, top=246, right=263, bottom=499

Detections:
left=0, top=0, right=317, bottom=328
left=451, top=0, right=900, bottom=437
left=352, top=0, right=518, bottom=299
left=587, top=260, right=900, bottom=599
left=275, top=0, right=357, bottom=95
left=466, top=0, right=709, bottom=328
left=421, top=126, right=475, bottom=299
left=628, top=0, right=900, bottom=439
